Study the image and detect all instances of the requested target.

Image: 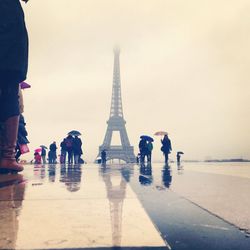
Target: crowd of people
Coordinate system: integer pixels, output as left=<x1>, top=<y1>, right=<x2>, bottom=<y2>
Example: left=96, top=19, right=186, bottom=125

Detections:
left=33, top=135, right=83, bottom=165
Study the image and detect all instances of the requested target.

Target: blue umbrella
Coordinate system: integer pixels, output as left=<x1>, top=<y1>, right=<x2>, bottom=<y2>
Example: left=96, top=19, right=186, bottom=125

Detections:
left=140, top=135, right=154, bottom=142
left=68, top=130, right=81, bottom=136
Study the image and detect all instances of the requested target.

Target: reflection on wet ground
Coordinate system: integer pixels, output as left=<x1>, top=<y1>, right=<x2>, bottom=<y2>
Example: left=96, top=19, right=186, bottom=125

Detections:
left=0, top=162, right=250, bottom=250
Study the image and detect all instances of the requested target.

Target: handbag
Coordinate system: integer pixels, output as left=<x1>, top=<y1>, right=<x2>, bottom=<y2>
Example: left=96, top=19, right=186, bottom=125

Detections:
left=19, top=144, right=30, bottom=154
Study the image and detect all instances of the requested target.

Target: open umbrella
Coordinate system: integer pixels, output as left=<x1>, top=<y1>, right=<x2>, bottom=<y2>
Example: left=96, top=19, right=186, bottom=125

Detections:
left=20, top=81, right=31, bottom=89
left=68, top=130, right=81, bottom=136
left=40, top=145, right=47, bottom=149
left=140, top=135, right=154, bottom=142
left=35, top=148, right=42, bottom=153
left=154, top=131, right=168, bottom=136
left=177, top=151, right=184, bottom=155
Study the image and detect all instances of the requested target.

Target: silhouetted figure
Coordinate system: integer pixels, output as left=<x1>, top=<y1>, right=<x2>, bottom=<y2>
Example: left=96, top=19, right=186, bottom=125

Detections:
left=73, top=135, right=82, bottom=164
left=138, top=138, right=147, bottom=163
left=101, top=150, right=107, bottom=165
left=161, top=135, right=172, bottom=163
left=146, top=141, right=153, bottom=163
left=41, top=147, right=46, bottom=164
left=0, top=0, right=29, bottom=173
left=60, top=139, right=67, bottom=164
left=177, top=152, right=181, bottom=164
left=65, top=135, right=74, bottom=164
left=49, top=142, right=57, bottom=164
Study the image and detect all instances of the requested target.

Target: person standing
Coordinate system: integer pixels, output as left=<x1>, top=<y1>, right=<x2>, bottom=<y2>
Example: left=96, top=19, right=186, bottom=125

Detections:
left=161, top=135, right=172, bottom=163
left=147, top=141, right=153, bottom=163
left=138, top=138, right=147, bottom=163
left=73, top=135, right=82, bottom=164
left=60, top=139, right=67, bottom=164
left=65, top=135, right=74, bottom=164
left=41, top=147, right=46, bottom=164
left=101, top=150, right=107, bottom=164
left=0, top=0, right=29, bottom=172
left=49, top=142, right=57, bottom=164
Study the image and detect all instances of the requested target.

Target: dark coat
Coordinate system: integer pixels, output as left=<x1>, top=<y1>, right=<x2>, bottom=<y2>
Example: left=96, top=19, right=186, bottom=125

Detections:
left=161, top=138, right=172, bottom=154
left=17, top=114, right=29, bottom=144
left=73, top=137, right=82, bottom=155
left=0, top=0, right=28, bottom=84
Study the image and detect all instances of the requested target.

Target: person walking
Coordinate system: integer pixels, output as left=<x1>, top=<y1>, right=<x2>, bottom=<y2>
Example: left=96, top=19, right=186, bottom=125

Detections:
left=49, top=142, right=57, bottom=164
left=73, top=135, right=82, bottom=164
left=0, top=0, right=29, bottom=172
left=161, top=135, right=172, bottom=163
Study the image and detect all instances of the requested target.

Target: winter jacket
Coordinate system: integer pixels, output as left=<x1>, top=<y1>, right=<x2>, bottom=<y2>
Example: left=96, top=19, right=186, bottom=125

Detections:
left=0, top=0, right=28, bottom=84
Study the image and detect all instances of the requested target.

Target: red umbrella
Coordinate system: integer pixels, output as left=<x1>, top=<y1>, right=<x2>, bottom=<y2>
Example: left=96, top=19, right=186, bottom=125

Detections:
left=34, top=148, right=42, bottom=153
left=20, top=81, right=31, bottom=89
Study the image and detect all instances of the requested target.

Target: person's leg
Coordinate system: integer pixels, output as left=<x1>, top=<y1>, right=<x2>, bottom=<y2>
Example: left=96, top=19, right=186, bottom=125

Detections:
left=0, top=83, right=23, bottom=172
left=74, top=154, right=79, bottom=164
left=148, top=152, right=152, bottom=162
left=164, top=153, right=168, bottom=163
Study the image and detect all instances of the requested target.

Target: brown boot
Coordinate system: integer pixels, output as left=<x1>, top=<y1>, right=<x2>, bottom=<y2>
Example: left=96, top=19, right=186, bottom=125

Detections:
left=0, top=116, right=23, bottom=173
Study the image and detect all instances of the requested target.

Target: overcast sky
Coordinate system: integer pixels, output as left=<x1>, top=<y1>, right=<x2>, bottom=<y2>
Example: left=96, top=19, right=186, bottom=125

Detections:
left=21, top=0, right=250, bottom=162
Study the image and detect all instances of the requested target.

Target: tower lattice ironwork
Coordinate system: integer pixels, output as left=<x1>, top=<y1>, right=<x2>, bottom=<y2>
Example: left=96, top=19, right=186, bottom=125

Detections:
left=98, top=48, right=135, bottom=163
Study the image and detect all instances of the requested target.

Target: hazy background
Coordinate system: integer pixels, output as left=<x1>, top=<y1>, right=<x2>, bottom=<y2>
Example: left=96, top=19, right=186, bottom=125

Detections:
left=21, top=0, right=250, bottom=162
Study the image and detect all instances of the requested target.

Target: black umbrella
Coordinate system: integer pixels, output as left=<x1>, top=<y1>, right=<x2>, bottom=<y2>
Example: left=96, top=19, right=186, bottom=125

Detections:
left=140, top=135, right=154, bottom=142
left=40, top=145, right=47, bottom=149
left=68, top=130, right=81, bottom=136
left=177, top=151, right=184, bottom=154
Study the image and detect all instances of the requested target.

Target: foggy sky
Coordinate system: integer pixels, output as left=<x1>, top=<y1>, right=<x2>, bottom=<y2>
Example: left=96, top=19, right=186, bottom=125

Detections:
left=21, top=0, right=250, bottom=162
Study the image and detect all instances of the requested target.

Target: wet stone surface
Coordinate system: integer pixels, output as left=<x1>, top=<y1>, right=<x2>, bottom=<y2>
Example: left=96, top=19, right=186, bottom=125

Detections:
left=0, top=162, right=250, bottom=250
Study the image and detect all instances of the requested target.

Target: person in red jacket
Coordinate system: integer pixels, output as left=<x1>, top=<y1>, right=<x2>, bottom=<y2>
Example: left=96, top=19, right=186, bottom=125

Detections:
left=0, top=0, right=29, bottom=172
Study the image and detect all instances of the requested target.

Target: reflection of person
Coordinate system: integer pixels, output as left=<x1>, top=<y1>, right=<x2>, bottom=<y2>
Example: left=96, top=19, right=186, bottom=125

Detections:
left=162, top=164, right=172, bottom=188
left=161, top=135, right=172, bottom=163
left=139, top=163, right=153, bottom=186
left=60, top=166, right=82, bottom=192
left=0, top=174, right=25, bottom=250
left=0, top=0, right=29, bottom=172
left=177, top=152, right=181, bottom=164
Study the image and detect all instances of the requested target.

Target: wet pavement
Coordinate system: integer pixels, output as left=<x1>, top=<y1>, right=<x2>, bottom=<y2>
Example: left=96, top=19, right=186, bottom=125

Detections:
left=0, top=162, right=250, bottom=250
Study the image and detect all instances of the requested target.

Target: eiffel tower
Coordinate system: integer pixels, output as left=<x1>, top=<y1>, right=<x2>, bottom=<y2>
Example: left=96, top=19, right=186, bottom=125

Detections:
left=98, top=48, right=135, bottom=163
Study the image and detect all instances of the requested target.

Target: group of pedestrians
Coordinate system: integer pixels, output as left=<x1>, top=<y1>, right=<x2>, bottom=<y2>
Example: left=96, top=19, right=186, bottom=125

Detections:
left=60, top=135, right=83, bottom=164
left=138, top=134, right=172, bottom=164
left=34, top=135, right=83, bottom=165
left=138, top=139, right=154, bottom=163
